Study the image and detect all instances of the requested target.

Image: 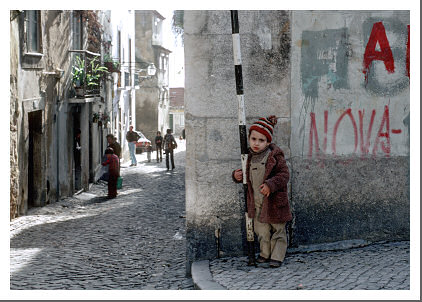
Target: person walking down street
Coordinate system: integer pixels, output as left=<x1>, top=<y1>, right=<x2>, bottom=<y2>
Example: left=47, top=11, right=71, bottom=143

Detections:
left=232, top=115, right=291, bottom=268
left=126, top=125, right=140, bottom=166
left=102, top=147, right=120, bottom=199
left=164, top=129, right=177, bottom=170
left=155, top=131, right=163, bottom=162
left=146, top=142, right=152, bottom=162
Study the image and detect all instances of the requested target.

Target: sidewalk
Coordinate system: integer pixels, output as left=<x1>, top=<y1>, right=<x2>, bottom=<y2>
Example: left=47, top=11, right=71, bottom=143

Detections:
left=191, top=240, right=410, bottom=290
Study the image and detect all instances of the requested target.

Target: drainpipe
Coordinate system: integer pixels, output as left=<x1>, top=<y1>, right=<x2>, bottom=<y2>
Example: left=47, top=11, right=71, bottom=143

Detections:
left=54, top=69, right=64, bottom=202
left=55, top=91, right=61, bottom=202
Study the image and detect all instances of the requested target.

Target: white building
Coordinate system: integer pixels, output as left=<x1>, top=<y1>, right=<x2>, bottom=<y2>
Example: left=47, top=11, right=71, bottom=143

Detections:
left=105, top=10, right=137, bottom=162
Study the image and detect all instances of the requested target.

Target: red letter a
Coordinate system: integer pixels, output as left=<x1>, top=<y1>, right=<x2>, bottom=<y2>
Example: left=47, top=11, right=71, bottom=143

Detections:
left=363, top=22, right=395, bottom=82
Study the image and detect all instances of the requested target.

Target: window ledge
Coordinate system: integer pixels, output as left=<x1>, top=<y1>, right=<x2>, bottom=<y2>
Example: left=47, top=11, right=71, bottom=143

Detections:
left=24, top=52, right=44, bottom=58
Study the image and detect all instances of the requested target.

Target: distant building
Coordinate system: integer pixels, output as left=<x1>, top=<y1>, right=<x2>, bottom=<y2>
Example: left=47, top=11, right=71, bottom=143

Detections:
left=107, top=10, right=137, bottom=162
left=169, top=88, right=185, bottom=136
left=134, top=10, right=171, bottom=142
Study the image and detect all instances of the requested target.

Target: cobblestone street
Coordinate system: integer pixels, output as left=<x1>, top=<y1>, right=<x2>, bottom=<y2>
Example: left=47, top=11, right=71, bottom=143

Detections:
left=209, top=241, right=410, bottom=290
left=10, top=140, right=194, bottom=290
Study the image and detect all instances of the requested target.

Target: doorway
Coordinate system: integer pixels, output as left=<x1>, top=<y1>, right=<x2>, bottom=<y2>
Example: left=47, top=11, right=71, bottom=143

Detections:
left=72, top=107, right=81, bottom=192
left=28, top=110, right=43, bottom=208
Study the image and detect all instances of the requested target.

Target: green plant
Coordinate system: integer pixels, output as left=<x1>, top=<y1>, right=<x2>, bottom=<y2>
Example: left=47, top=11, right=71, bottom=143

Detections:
left=104, top=53, right=113, bottom=62
left=72, top=55, right=85, bottom=87
left=93, top=113, right=100, bottom=122
left=103, top=53, right=120, bottom=71
left=86, top=57, right=108, bottom=87
left=72, top=56, right=107, bottom=88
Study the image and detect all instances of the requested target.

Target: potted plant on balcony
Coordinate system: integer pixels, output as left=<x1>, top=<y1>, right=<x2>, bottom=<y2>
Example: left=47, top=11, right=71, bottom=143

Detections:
left=72, top=56, right=108, bottom=97
left=92, top=113, right=100, bottom=123
left=103, top=54, right=120, bottom=73
left=72, top=55, right=86, bottom=96
left=86, top=58, right=108, bottom=90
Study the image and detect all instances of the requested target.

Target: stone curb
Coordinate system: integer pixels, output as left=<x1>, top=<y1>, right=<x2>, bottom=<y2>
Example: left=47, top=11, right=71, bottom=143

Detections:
left=191, top=260, right=226, bottom=290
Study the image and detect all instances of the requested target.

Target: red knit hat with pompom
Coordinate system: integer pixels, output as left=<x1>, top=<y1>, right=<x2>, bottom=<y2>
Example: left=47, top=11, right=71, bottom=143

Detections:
left=249, top=115, right=278, bottom=143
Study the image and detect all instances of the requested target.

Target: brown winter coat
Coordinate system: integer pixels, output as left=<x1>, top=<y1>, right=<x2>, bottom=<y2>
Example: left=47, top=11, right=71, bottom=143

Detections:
left=232, top=143, right=292, bottom=224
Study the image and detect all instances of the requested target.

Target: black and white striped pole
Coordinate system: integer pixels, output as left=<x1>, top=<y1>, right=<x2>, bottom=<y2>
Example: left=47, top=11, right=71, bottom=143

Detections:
left=230, top=10, right=256, bottom=267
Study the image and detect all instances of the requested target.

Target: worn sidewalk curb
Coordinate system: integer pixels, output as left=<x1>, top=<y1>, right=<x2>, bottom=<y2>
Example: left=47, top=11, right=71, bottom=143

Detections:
left=191, top=260, right=226, bottom=290
left=191, top=239, right=373, bottom=290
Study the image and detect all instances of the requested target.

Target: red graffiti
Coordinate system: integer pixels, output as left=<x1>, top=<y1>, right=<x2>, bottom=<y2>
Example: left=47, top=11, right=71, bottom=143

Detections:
left=323, top=110, right=328, bottom=152
left=406, top=25, right=410, bottom=78
left=309, top=112, right=320, bottom=159
left=363, top=22, right=395, bottom=82
left=373, top=105, right=390, bottom=156
left=358, top=109, right=376, bottom=155
left=308, top=105, right=402, bottom=158
left=332, top=109, right=358, bottom=155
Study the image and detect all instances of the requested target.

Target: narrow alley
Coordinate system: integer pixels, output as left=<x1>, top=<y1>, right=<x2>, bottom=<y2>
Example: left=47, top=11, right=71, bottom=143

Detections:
left=10, top=139, right=194, bottom=290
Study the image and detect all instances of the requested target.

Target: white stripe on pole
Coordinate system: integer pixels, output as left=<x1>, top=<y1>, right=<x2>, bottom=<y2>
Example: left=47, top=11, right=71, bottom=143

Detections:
left=232, top=34, right=242, bottom=65
left=237, top=95, right=246, bottom=125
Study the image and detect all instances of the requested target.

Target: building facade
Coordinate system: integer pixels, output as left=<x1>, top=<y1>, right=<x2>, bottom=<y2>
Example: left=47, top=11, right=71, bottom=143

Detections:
left=10, top=10, right=115, bottom=218
left=169, top=87, right=185, bottom=137
left=184, top=10, right=410, bottom=272
left=107, top=10, right=137, bottom=161
left=134, top=10, right=171, bottom=142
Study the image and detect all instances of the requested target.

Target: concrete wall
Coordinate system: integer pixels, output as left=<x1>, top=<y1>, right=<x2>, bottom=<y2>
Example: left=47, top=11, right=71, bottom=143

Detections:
left=184, top=10, right=291, bottom=271
left=290, top=11, right=409, bottom=245
left=184, top=10, right=409, bottom=268
left=10, top=12, right=20, bottom=219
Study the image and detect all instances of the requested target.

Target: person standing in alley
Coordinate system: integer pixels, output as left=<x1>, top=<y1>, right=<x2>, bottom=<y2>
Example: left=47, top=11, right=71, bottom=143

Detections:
left=106, top=134, right=121, bottom=159
left=100, top=134, right=122, bottom=182
left=163, top=128, right=177, bottom=170
left=126, top=125, right=140, bottom=166
left=102, top=147, right=120, bottom=199
left=232, top=115, right=291, bottom=268
left=155, top=131, right=163, bottom=162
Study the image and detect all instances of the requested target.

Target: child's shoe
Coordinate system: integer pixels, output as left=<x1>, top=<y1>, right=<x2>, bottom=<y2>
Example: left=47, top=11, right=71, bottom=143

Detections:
left=269, top=259, right=282, bottom=268
left=256, top=255, right=270, bottom=263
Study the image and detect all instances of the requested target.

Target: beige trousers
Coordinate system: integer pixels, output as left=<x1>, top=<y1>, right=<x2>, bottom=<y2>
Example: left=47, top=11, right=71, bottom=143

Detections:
left=254, top=212, right=287, bottom=262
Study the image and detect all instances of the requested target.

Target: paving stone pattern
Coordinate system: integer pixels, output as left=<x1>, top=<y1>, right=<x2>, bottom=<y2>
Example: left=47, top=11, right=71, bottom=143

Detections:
left=10, top=141, right=194, bottom=290
left=209, top=241, right=410, bottom=290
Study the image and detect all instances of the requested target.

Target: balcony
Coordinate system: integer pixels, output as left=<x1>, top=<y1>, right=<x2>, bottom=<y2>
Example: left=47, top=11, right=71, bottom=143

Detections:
left=69, top=50, right=107, bottom=98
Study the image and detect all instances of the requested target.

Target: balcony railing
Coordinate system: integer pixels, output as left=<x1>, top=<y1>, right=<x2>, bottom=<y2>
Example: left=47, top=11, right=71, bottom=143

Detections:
left=69, top=49, right=106, bottom=98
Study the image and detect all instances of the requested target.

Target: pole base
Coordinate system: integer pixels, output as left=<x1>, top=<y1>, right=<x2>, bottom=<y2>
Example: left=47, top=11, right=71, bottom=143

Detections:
left=247, top=242, right=256, bottom=266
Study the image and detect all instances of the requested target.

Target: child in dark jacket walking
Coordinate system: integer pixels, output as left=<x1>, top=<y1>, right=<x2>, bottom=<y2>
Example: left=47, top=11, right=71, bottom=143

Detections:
left=102, top=147, right=120, bottom=199
left=233, top=115, right=291, bottom=268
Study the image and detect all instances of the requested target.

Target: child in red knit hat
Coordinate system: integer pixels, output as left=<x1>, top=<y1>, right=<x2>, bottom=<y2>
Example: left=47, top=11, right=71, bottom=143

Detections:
left=233, top=115, right=292, bottom=268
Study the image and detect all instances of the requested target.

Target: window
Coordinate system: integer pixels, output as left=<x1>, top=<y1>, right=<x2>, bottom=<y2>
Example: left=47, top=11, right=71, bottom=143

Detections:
left=25, top=10, right=41, bottom=53
left=72, top=12, right=83, bottom=50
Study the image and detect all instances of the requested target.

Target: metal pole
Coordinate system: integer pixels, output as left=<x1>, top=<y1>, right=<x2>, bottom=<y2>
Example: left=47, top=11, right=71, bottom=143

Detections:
left=230, top=10, right=256, bottom=266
